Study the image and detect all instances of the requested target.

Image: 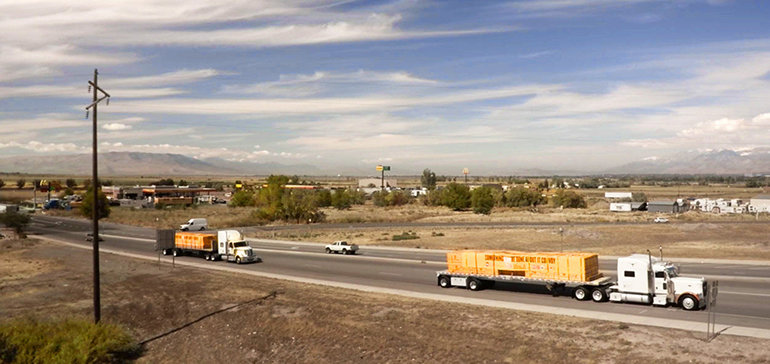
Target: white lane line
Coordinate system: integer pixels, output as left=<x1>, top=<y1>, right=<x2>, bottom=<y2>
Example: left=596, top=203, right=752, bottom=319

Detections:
left=30, top=234, right=770, bottom=340
left=720, top=290, right=770, bottom=298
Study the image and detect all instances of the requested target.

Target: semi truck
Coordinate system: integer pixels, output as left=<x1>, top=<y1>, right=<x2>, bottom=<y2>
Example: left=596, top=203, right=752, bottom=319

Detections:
left=436, top=250, right=708, bottom=311
left=158, top=230, right=260, bottom=264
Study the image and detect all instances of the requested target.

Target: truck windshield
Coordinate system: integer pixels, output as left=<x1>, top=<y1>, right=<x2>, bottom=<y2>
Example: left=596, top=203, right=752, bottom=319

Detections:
left=232, top=241, right=248, bottom=247
left=666, top=267, right=678, bottom=278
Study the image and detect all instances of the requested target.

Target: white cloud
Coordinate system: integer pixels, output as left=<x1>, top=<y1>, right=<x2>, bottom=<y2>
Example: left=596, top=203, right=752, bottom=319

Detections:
left=223, top=70, right=438, bottom=96
left=103, top=123, right=132, bottom=131
left=0, top=140, right=87, bottom=153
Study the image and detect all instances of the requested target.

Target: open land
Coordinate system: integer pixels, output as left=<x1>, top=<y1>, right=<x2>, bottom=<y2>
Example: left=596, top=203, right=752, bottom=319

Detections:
left=2, top=238, right=768, bottom=363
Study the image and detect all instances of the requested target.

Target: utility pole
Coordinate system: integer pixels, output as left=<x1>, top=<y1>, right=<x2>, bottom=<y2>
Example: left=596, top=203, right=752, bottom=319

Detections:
left=85, top=69, right=110, bottom=323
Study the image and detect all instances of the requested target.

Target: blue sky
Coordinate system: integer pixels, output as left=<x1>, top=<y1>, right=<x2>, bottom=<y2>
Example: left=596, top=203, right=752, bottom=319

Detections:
left=1, top=0, right=769, bottom=175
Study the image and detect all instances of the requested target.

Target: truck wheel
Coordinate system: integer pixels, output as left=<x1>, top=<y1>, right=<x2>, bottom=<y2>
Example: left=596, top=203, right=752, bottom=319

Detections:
left=438, top=276, right=451, bottom=288
left=591, top=288, right=606, bottom=302
left=172, top=249, right=179, bottom=257
left=199, top=227, right=205, bottom=231
left=679, top=294, right=698, bottom=311
left=325, top=248, right=331, bottom=254
left=467, top=278, right=483, bottom=291
left=236, top=256, right=241, bottom=264
left=162, top=249, right=169, bottom=256
left=574, top=286, right=589, bottom=301
left=343, top=249, right=349, bottom=255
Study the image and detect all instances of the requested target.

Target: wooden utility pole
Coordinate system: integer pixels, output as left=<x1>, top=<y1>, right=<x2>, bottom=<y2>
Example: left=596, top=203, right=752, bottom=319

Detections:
left=85, top=69, right=110, bottom=323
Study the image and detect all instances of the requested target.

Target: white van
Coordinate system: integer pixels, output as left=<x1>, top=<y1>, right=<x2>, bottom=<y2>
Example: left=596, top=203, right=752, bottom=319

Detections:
left=180, top=218, right=208, bottom=231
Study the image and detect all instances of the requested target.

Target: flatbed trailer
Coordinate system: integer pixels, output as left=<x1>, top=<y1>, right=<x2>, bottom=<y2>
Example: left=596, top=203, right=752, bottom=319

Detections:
left=436, top=270, right=615, bottom=300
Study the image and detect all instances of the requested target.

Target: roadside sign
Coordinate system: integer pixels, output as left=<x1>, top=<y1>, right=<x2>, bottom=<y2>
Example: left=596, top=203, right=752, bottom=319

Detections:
left=383, top=165, right=391, bottom=171
left=376, top=165, right=383, bottom=171
left=463, top=168, right=469, bottom=175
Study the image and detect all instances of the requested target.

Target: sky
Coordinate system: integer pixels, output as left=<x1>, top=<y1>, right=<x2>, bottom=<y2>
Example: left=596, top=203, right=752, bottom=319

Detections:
left=1, top=0, right=769, bottom=175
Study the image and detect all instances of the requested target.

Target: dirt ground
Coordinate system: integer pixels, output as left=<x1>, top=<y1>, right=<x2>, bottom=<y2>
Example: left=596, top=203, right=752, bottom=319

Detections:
left=2, top=238, right=769, bottom=363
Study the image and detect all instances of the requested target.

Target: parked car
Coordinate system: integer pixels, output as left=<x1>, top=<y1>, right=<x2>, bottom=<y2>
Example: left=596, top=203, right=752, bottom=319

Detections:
left=325, top=241, right=359, bottom=255
left=653, top=217, right=669, bottom=223
left=180, top=218, right=208, bottom=231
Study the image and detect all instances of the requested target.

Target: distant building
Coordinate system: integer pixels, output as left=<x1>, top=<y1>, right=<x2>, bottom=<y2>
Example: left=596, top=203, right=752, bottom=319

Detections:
left=605, top=192, right=633, bottom=199
left=609, top=202, right=646, bottom=212
left=647, top=200, right=684, bottom=213
left=358, top=178, right=397, bottom=188
left=750, top=195, right=770, bottom=213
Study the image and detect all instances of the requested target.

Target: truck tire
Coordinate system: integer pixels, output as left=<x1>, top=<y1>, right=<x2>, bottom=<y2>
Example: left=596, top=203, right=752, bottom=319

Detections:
left=679, top=294, right=698, bottom=311
left=236, top=256, right=241, bottom=264
left=573, top=286, right=589, bottom=301
left=199, top=227, right=205, bottom=231
left=325, top=248, right=331, bottom=254
left=172, top=249, right=179, bottom=257
left=591, top=288, right=606, bottom=302
left=438, top=276, right=451, bottom=288
left=467, top=278, right=483, bottom=291
left=343, top=249, right=350, bottom=255
left=162, top=249, right=169, bottom=256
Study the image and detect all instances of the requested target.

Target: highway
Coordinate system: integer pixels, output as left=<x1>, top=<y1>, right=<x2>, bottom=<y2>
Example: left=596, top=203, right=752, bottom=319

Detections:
left=28, top=215, right=770, bottom=334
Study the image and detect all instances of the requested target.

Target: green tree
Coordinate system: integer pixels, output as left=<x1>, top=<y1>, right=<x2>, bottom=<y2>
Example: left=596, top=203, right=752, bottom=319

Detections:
left=421, top=168, right=437, bottom=190
left=504, top=186, right=546, bottom=207
left=471, top=187, right=495, bottom=215
left=317, top=189, right=332, bottom=207
left=229, top=190, right=256, bottom=207
left=65, top=178, right=77, bottom=188
left=331, top=189, right=353, bottom=210
left=281, top=190, right=324, bottom=223
left=0, top=212, right=31, bottom=235
left=552, top=189, right=587, bottom=209
left=80, top=187, right=111, bottom=219
left=385, top=190, right=410, bottom=206
left=255, top=175, right=289, bottom=220
left=441, top=183, right=471, bottom=210
left=0, top=179, right=5, bottom=189
left=16, top=179, right=26, bottom=189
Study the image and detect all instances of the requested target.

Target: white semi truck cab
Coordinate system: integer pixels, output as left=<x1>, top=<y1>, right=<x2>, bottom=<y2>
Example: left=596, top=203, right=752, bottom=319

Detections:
left=608, top=254, right=706, bottom=310
left=217, top=230, right=260, bottom=264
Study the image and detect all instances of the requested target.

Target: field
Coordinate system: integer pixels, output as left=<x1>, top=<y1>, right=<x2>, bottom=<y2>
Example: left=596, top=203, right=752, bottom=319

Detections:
left=2, top=238, right=768, bottom=363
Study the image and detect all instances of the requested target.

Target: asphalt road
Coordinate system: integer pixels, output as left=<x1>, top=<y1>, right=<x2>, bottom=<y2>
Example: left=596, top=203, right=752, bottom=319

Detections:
left=27, top=215, right=770, bottom=332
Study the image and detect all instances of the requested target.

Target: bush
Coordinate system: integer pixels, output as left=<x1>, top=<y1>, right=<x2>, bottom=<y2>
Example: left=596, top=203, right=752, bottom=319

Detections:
left=317, top=189, right=332, bottom=207
left=0, top=317, right=140, bottom=363
left=552, top=189, right=587, bottom=208
left=229, top=190, right=256, bottom=207
left=80, top=188, right=111, bottom=219
left=392, top=231, right=419, bottom=241
left=331, top=189, right=353, bottom=210
left=16, top=179, right=25, bottom=189
left=504, top=186, right=546, bottom=207
left=471, top=187, right=495, bottom=215
left=0, top=212, right=30, bottom=236
left=441, top=183, right=471, bottom=210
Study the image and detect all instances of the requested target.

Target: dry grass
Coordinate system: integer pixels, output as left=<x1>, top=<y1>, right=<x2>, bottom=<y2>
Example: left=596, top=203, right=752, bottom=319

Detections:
left=3, top=239, right=769, bottom=363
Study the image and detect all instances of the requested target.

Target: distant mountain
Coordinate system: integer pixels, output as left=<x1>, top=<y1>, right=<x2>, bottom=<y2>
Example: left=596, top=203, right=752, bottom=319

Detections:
left=606, top=148, right=770, bottom=174
left=0, top=152, right=322, bottom=176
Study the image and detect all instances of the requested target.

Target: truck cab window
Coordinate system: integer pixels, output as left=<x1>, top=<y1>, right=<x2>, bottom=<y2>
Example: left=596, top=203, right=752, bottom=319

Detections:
left=624, top=271, right=635, bottom=277
left=655, top=271, right=665, bottom=278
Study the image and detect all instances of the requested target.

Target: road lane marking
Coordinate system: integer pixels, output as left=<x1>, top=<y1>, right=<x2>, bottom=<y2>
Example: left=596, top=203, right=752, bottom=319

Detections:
left=719, top=290, right=770, bottom=298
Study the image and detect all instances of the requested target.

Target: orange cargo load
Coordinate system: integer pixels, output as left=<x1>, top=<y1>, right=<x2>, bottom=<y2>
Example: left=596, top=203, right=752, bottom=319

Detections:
left=175, top=232, right=216, bottom=251
left=445, top=250, right=601, bottom=282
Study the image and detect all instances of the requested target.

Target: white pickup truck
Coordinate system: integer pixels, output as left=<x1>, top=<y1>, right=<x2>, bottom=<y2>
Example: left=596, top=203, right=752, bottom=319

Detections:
left=325, top=241, right=359, bottom=255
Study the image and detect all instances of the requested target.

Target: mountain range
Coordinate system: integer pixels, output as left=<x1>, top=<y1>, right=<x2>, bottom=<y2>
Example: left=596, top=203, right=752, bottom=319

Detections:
left=0, top=149, right=768, bottom=176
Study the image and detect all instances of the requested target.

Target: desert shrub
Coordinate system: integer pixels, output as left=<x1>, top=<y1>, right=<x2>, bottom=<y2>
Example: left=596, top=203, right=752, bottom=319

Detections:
left=392, top=231, right=419, bottom=241
left=471, top=187, right=495, bottom=215
left=229, top=190, right=256, bottom=207
left=80, top=188, right=110, bottom=219
left=0, top=317, right=140, bottom=364
left=0, top=212, right=30, bottom=235
left=504, top=186, right=546, bottom=207
left=440, top=183, right=471, bottom=210
left=552, top=189, right=587, bottom=208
